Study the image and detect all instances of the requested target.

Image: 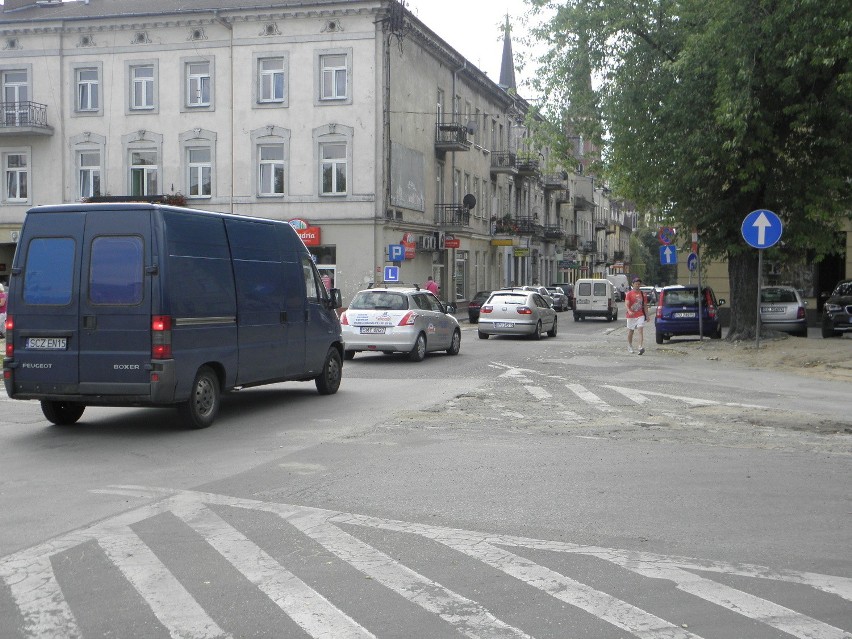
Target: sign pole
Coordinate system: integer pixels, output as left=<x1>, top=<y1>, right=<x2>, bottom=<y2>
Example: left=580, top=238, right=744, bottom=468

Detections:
left=755, top=250, right=763, bottom=349
left=697, top=244, right=703, bottom=342
left=741, top=209, right=783, bottom=351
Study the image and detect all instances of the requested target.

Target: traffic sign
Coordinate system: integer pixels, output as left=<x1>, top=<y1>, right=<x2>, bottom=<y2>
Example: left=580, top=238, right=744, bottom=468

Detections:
left=687, top=252, right=698, bottom=271
left=383, top=266, right=399, bottom=282
left=388, top=244, right=405, bottom=261
left=658, top=227, right=676, bottom=245
left=659, top=245, right=678, bottom=265
left=741, top=209, right=782, bottom=249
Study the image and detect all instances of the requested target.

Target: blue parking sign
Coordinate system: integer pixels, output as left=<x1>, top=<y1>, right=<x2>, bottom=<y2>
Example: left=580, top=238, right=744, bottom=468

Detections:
left=388, top=244, right=405, bottom=261
left=384, top=266, right=400, bottom=282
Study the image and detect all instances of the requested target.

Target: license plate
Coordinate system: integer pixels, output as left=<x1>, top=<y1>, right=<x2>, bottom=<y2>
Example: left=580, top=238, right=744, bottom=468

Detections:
left=761, top=306, right=784, bottom=313
left=494, top=322, right=515, bottom=328
left=673, top=312, right=696, bottom=318
left=27, top=337, right=67, bottom=350
left=360, top=327, right=386, bottom=334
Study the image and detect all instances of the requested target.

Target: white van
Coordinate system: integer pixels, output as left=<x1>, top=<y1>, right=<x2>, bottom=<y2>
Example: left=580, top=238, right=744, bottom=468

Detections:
left=606, top=274, right=629, bottom=301
left=574, top=278, right=619, bottom=322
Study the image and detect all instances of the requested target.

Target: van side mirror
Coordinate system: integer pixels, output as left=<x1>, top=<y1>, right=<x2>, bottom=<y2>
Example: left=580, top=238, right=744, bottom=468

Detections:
left=328, top=288, right=342, bottom=309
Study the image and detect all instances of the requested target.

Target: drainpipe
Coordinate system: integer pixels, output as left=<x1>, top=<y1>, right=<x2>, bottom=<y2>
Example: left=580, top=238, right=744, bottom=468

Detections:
left=213, top=10, right=234, bottom=214
left=448, top=62, right=466, bottom=300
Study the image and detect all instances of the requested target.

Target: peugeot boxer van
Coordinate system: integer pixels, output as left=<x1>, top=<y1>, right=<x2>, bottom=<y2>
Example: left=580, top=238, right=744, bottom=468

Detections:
left=3, top=203, right=344, bottom=428
left=573, top=278, right=618, bottom=322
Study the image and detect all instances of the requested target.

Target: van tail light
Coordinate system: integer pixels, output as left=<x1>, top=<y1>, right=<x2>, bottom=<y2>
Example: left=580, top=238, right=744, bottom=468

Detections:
left=516, top=306, right=533, bottom=315
left=607, top=299, right=613, bottom=311
left=151, top=315, right=172, bottom=359
left=4, top=314, right=12, bottom=357
left=398, top=311, right=418, bottom=326
left=481, top=305, right=493, bottom=314
left=797, top=306, right=806, bottom=320
left=656, top=292, right=664, bottom=319
left=340, top=311, right=350, bottom=325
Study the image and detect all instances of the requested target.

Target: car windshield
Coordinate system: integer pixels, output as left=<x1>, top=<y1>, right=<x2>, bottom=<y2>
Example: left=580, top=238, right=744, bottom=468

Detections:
left=761, top=288, right=798, bottom=303
left=488, top=294, right=527, bottom=305
left=349, top=291, right=409, bottom=310
left=833, top=281, right=852, bottom=296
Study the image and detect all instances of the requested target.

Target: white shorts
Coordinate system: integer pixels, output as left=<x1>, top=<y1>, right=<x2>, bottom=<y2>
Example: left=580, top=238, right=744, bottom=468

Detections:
left=626, top=316, right=646, bottom=330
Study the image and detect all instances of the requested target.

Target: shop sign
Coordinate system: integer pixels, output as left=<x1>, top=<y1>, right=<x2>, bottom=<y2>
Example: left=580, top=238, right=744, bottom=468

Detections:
left=491, top=238, right=514, bottom=246
left=401, top=232, right=416, bottom=259
left=444, top=235, right=461, bottom=249
left=513, top=248, right=530, bottom=257
left=289, top=218, right=321, bottom=246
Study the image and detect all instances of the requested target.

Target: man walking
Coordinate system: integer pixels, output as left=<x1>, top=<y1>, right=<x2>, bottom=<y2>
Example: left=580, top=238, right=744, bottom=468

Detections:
left=625, top=277, right=649, bottom=354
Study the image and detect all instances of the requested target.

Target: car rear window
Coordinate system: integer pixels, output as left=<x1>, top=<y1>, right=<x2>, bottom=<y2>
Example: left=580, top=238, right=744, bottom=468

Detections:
left=488, top=294, right=526, bottom=305
left=664, top=290, right=699, bottom=305
left=89, top=236, right=144, bottom=305
left=761, top=288, right=797, bottom=303
left=23, top=237, right=75, bottom=305
left=349, top=291, right=409, bottom=310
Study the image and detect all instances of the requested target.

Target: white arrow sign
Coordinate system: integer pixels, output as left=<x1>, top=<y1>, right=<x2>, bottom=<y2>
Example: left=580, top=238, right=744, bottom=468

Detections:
left=752, top=212, right=772, bottom=246
left=664, top=246, right=673, bottom=263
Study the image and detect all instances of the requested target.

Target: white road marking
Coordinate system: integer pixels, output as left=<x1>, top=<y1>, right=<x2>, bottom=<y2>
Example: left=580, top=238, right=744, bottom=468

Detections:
left=524, top=385, right=551, bottom=400
left=566, top=383, right=620, bottom=412
left=604, top=385, right=769, bottom=409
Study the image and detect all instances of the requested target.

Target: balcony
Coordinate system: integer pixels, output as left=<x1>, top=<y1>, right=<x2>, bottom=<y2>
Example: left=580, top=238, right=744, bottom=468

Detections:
left=0, top=101, right=54, bottom=136
left=563, top=234, right=580, bottom=250
left=515, top=154, right=540, bottom=177
left=515, top=215, right=544, bottom=236
left=541, top=173, right=567, bottom=190
left=435, top=122, right=471, bottom=152
left=574, top=195, right=594, bottom=211
left=613, top=250, right=625, bottom=261
left=434, top=204, right=471, bottom=228
left=544, top=225, right=565, bottom=239
left=594, top=252, right=607, bottom=264
left=491, top=152, right=518, bottom=175
left=594, top=220, right=607, bottom=231
left=581, top=240, right=596, bottom=253
left=553, top=189, right=571, bottom=204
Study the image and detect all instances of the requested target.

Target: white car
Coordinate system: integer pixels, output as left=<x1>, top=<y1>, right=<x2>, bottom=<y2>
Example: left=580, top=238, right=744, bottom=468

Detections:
left=340, top=287, right=461, bottom=361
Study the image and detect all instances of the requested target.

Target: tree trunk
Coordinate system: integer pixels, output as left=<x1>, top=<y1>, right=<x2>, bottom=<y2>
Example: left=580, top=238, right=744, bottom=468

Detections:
left=726, top=250, right=760, bottom=340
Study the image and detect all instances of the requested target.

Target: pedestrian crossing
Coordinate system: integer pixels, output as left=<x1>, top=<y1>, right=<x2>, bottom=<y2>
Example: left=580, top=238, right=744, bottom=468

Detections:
left=1, top=485, right=849, bottom=639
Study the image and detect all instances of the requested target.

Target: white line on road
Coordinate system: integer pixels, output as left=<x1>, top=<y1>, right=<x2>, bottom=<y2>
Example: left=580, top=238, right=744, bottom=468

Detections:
left=524, top=385, right=551, bottom=400
left=566, top=383, right=621, bottom=412
left=603, top=385, right=768, bottom=409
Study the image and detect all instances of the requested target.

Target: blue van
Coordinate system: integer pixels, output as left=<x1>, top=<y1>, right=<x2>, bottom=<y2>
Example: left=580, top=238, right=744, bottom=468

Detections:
left=3, top=203, right=344, bottom=428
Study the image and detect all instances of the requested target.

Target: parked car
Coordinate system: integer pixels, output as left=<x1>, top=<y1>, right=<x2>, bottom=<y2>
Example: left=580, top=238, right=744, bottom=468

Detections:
left=655, top=285, right=724, bottom=343
left=820, top=279, right=852, bottom=338
left=340, top=287, right=460, bottom=361
left=545, top=286, right=571, bottom=312
left=551, top=282, right=576, bottom=310
left=639, top=286, right=657, bottom=305
left=467, top=290, right=493, bottom=324
left=760, top=286, right=808, bottom=337
left=573, top=278, right=618, bottom=322
left=478, top=290, right=558, bottom=340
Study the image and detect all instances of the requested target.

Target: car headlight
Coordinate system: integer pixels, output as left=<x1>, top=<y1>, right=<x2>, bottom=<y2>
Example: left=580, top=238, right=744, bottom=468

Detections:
left=824, top=303, right=843, bottom=313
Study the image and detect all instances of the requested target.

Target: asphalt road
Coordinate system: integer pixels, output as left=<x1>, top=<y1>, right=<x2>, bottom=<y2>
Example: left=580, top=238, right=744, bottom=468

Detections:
left=1, top=314, right=850, bottom=638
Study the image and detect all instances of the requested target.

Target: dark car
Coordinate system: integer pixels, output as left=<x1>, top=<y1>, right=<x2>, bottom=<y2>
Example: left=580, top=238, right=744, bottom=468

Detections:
left=467, top=290, right=493, bottom=323
left=821, top=279, right=852, bottom=338
left=655, top=285, right=725, bottom=343
left=550, top=282, right=575, bottom=310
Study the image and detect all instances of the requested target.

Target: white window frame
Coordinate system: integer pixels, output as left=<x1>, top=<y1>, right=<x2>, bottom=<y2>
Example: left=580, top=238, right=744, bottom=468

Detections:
left=78, top=150, right=102, bottom=199
left=319, top=142, right=346, bottom=196
left=70, top=62, right=102, bottom=117
left=313, top=124, right=353, bottom=198
left=180, top=57, right=214, bottom=112
left=187, top=148, right=212, bottom=198
left=314, top=48, right=352, bottom=106
left=129, top=150, right=158, bottom=196
left=1, top=67, right=30, bottom=127
left=258, top=56, right=286, bottom=103
left=250, top=126, right=290, bottom=198
left=3, top=150, right=29, bottom=203
left=128, top=61, right=158, bottom=112
left=179, top=128, right=217, bottom=199
left=70, top=133, right=107, bottom=201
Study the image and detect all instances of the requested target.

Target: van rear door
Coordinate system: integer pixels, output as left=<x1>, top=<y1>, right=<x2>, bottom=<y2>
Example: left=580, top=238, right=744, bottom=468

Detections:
left=9, top=212, right=83, bottom=392
left=78, top=209, right=152, bottom=393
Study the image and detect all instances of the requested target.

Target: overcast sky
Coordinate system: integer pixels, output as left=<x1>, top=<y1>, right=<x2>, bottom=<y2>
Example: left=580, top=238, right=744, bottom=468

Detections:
left=403, top=0, right=540, bottom=94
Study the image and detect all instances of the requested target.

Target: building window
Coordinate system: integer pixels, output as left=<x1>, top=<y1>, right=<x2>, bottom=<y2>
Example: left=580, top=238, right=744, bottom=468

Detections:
left=315, top=49, right=352, bottom=105
left=78, top=151, right=101, bottom=199
left=129, top=150, right=158, bottom=196
left=131, top=64, right=155, bottom=110
left=258, top=145, right=285, bottom=196
left=4, top=152, right=28, bottom=201
left=76, top=68, right=99, bottom=111
left=2, top=69, right=29, bottom=126
left=186, top=61, right=210, bottom=107
left=187, top=147, right=211, bottom=197
left=320, top=142, right=346, bottom=195
left=259, top=57, right=285, bottom=103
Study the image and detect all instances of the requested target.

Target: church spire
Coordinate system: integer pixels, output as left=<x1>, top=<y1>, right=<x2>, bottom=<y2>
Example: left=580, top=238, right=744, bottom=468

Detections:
left=499, top=14, right=516, bottom=91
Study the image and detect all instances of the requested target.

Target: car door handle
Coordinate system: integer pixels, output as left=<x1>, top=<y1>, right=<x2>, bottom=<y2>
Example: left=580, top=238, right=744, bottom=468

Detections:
left=83, top=315, right=97, bottom=330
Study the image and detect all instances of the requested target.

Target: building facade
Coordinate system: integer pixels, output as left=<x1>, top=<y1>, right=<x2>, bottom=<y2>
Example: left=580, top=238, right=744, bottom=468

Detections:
left=0, top=0, right=631, bottom=304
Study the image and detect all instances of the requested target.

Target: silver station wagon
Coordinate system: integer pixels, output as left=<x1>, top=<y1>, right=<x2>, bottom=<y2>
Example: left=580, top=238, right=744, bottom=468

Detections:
left=340, top=287, right=461, bottom=361
left=477, top=290, right=558, bottom=339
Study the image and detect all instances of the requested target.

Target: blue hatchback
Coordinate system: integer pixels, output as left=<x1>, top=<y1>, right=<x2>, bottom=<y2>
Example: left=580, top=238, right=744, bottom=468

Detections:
left=655, top=285, right=725, bottom=343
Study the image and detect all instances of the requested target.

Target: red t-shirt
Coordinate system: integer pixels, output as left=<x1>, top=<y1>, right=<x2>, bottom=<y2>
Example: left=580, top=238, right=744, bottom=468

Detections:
left=625, top=288, right=647, bottom=319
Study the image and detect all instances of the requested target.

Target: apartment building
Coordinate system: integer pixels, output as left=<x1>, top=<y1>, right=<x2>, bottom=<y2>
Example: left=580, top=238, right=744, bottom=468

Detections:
left=0, top=0, right=629, bottom=303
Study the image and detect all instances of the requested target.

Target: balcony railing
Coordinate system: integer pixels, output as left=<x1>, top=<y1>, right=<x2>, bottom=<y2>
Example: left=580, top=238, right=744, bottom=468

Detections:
left=491, top=152, right=518, bottom=174
left=515, top=155, right=540, bottom=176
left=564, top=234, right=580, bottom=250
left=613, top=250, right=625, bottom=261
left=594, top=220, right=607, bottom=231
left=515, top=216, right=544, bottom=236
left=574, top=195, right=594, bottom=211
left=0, top=101, right=53, bottom=135
left=581, top=240, right=596, bottom=252
left=544, top=225, right=565, bottom=239
left=434, top=204, right=471, bottom=228
left=554, top=188, right=571, bottom=203
left=541, top=173, right=567, bottom=189
left=435, top=122, right=471, bottom=151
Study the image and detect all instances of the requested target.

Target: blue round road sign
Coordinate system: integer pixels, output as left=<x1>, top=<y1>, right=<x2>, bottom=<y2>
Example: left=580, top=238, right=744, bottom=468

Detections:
left=687, top=252, right=698, bottom=271
left=741, top=209, right=782, bottom=249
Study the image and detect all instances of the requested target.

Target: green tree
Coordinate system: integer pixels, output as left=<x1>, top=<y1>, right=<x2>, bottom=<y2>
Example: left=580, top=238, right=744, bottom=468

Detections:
left=525, top=0, right=852, bottom=339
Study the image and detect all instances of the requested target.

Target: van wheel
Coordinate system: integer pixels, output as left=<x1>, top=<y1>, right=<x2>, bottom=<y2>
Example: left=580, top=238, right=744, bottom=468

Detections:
left=408, top=333, right=427, bottom=362
left=315, top=347, right=342, bottom=395
left=179, top=366, right=220, bottom=429
left=573, top=314, right=580, bottom=322
left=655, top=332, right=664, bottom=344
left=547, top=316, right=558, bottom=337
left=41, top=401, right=85, bottom=426
left=447, top=329, right=461, bottom=355
left=343, top=350, right=356, bottom=360
left=478, top=330, right=489, bottom=339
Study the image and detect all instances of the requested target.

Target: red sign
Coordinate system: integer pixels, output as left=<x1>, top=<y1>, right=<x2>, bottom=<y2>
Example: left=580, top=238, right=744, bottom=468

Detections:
left=401, top=232, right=416, bottom=259
left=289, top=218, right=321, bottom=246
left=658, top=226, right=675, bottom=245
left=444, top=237, right=461, bottom=249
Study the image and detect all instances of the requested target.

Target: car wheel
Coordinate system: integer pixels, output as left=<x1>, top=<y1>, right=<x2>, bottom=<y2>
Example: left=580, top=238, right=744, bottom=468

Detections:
left=531, top=321, right=542, bottom=340
left=795, top=329, right=808, bottom=338
left=179, top=366, right=220, bottom=429
left=408, top=333, right=427, bottom=361
left=315, top=347, right=342, bottom=395
left=478, top=330, right=489, bottom=339
left=711, top=324, right=722, bottom=339
left=447, top=329, right=461, bottom=355
left=573, top=314, right=580, bottom=322
left=655, top=331, right=664, bottom=345
left=469, top=316, right=478, bottom=324
left=41, top=400, right=85, bottom=426
left=343, top=349, right=356, bottom=360
left=547, top=316, right=558, bottom=337
left=821, top=324, right=837, bottom=338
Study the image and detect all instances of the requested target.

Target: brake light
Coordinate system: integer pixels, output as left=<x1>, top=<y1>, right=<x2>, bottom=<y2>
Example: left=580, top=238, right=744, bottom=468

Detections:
left=656, top=292, right=664, bottom=319
left=4, top=314, right=12, bottom=357
left=151, top=315, right=172, bottom=359
left=797, top=306, right=806, bottom=320
left=340, top=311, right=350, bottom=325
left=481, top=305, right=493, bottom=314
left=516, top=306, right=533, bottom=315
left=398, top=311, right=417, bottom=326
